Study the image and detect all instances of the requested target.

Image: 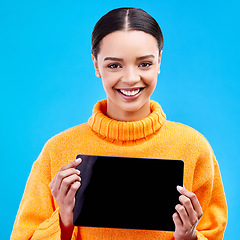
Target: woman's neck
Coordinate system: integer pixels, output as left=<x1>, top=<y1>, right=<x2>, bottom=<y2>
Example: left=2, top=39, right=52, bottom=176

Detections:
left=106, top=99, right=152, bottom=122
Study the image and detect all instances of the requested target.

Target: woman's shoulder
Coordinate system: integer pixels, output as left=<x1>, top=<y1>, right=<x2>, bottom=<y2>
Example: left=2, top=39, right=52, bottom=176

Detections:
left=164, top=119, right=207, bottom=138
left=44, top=122, right=90, bottom=149
left=163, top=120, right=213, bottom=153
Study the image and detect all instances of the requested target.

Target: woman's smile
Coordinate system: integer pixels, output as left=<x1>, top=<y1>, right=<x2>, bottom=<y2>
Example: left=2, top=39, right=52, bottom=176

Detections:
left=118, top=88, right=141, bottom=96
left=116, top=87, right=144, bottom=100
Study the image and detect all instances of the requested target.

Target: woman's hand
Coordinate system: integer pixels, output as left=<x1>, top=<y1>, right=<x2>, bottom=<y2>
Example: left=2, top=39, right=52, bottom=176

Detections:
left=49, top=158, right=82, bottom=229
left=173, top=186, right=203, bottom=240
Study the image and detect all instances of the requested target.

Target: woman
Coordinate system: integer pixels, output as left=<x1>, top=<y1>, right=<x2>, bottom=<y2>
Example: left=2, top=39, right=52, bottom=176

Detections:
left=11, top=7, right=227, bottom=240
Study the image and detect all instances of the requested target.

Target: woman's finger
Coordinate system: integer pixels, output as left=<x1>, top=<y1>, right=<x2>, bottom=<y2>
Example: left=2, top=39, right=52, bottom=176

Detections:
left=49, top=176, right=56, bottom=189
left=50, top=168, right=80, bottom=196
left=173, top=212, right=189, bottom=239
left=60, top=158, right=82, bottom=171
left=66, top=181, right=81, bottom=202
left=172, top=212, right=182, bottom=228
left=175, top=204, right=192, bottom=230
left=179, top=194, right=198, bottom=225
left=177, top=186, right=203, bottom=219
left=58, top=174, right=81, bottom=200
left=49, top=159, right=81, bottom=197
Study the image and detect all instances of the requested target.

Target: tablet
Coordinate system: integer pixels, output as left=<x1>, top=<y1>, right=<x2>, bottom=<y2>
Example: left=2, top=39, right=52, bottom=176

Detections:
left=73, top=154, right=184, bottom=231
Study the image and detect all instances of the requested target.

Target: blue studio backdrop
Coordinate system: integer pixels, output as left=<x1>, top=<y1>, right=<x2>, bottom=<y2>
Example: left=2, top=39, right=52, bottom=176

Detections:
left=1, top=0, right=239, bottom=239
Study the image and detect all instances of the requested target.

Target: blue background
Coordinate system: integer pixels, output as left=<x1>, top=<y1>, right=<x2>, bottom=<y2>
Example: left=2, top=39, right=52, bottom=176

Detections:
left=1, top=0, right=239, bottom=239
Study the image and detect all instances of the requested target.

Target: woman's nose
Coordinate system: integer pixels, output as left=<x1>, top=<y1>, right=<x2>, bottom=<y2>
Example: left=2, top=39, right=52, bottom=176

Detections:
left=121, top=67, right=141, bottom=85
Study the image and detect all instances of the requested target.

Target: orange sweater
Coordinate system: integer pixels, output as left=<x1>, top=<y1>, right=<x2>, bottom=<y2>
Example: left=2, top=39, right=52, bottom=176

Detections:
left=11, top=100, right=227, bottom=240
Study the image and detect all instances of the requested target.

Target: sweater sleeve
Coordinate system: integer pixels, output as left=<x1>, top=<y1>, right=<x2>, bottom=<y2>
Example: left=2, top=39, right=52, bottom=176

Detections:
left=10, top=142, right=79, bottom=240
left=193, top=150, right=227, bottom=240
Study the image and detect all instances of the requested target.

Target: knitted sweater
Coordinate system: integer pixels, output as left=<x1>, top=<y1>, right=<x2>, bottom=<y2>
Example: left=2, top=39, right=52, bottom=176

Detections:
left=11, top=100, right=227, bottom=240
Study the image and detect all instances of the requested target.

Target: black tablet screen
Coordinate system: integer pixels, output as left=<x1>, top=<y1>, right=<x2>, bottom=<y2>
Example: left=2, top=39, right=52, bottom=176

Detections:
left=73, top=155, right=184, bottom=231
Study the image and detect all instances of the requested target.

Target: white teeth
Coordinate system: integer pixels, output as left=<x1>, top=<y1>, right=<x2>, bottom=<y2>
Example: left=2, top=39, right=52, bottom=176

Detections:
left=119, top=89, right=141, bottom=96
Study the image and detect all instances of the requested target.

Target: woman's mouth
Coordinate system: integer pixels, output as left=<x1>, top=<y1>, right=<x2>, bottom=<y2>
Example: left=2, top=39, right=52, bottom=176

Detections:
left=119, top=89, right=141, bottom=96
left=116, top=88, right=144, bottom=100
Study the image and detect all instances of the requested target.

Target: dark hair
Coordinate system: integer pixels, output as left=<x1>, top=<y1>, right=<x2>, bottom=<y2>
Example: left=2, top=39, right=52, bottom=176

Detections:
left=91, top=7, right=164, bottom=58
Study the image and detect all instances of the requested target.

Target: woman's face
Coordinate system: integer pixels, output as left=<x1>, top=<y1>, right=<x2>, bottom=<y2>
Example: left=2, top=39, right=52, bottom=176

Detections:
left=92, top=30, right=162, bottom=121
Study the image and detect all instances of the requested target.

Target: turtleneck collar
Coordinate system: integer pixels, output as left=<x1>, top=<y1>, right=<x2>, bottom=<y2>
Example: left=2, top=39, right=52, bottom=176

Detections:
left=88, top=99, right=166, bottom=144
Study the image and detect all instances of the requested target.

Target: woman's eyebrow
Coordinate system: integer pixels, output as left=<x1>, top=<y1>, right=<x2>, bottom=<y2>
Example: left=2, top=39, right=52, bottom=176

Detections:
left=104, top=55, right=155, bottom=62
left=104, top=57, right=123, bottom=61
left=137, top=55, right=155, bottom=60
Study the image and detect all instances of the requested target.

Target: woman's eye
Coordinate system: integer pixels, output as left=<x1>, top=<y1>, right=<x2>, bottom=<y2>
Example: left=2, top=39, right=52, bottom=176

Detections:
left=108, top=63, right=121, bottom=69
left=139, top=62, right=152, bottom=68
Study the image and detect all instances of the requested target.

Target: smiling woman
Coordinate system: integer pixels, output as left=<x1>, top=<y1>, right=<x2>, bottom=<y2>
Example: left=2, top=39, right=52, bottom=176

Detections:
left=11, top=7, right=227, bottom=240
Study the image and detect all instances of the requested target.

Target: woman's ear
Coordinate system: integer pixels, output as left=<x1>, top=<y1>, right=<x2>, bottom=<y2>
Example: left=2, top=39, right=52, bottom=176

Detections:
left=157, top=50, right=163, bottom=75
left=91, top=54, right=101, bottom=78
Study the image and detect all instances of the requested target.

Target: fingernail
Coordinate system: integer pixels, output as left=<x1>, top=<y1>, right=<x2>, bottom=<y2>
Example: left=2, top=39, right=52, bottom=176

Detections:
left=75, top=158, right=81, bottom=163
left=177, top=185, right=183, bottom=191
left=76, top=170, right=80, bottom=175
